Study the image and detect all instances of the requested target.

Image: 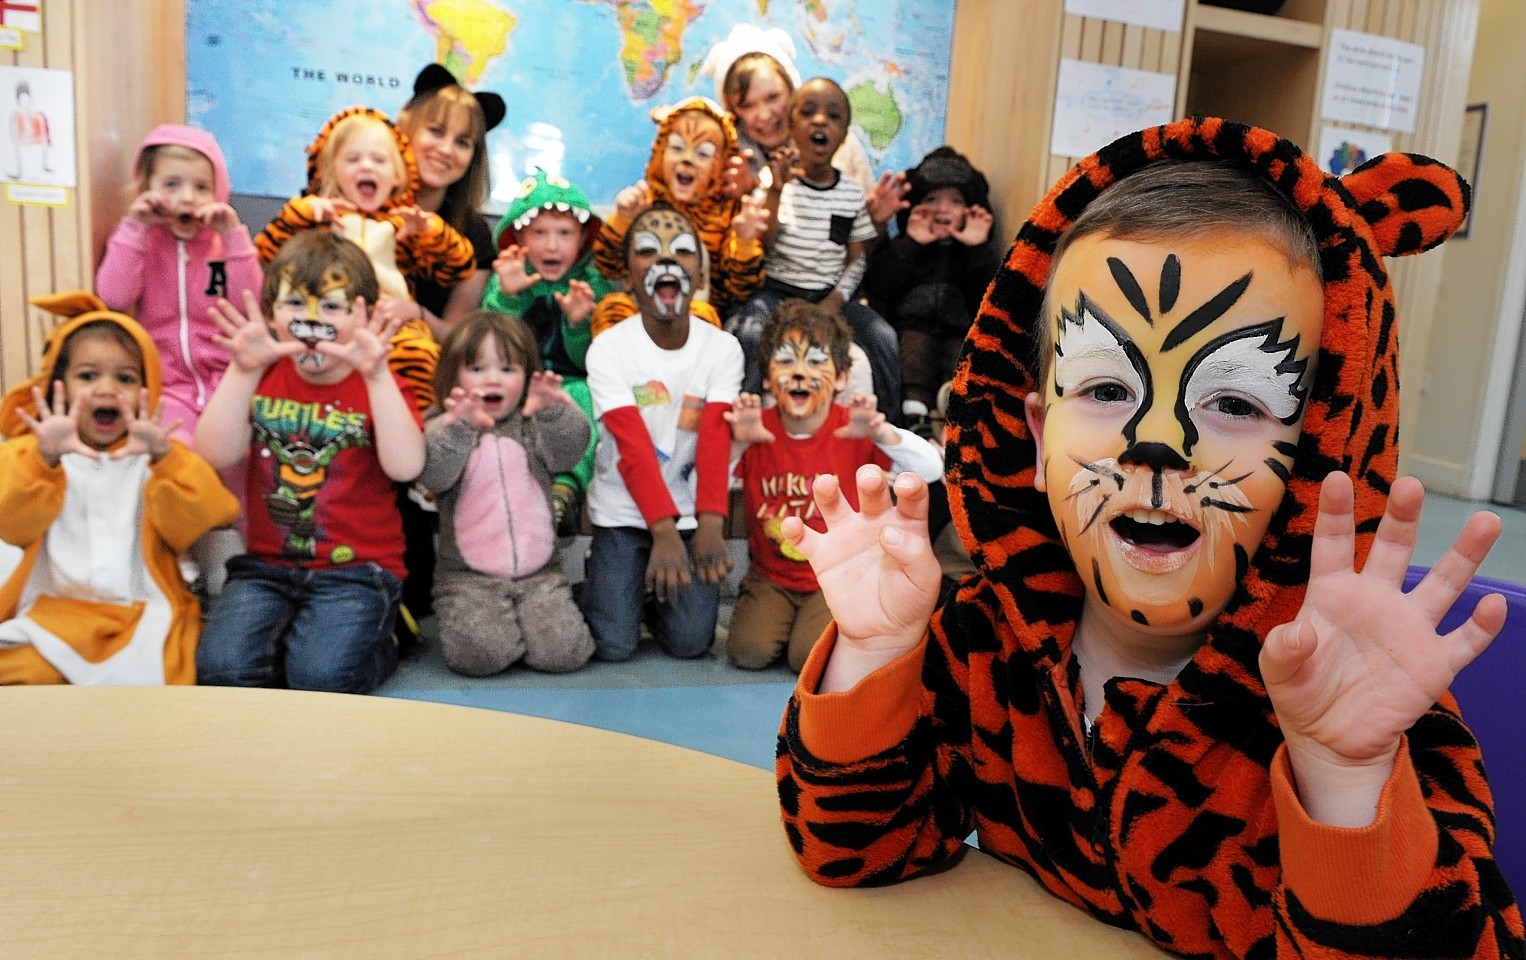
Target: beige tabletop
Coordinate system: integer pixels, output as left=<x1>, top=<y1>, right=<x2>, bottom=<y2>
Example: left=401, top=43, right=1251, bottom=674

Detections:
left=0, top=686, right=1166, bottom=959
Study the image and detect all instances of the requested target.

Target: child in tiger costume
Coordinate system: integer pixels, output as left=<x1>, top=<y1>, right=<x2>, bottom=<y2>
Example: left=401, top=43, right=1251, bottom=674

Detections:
left=590, top=97, right=768, bottom=335
left=774, top=117, right=1524, bottom=959
left=255, top=106, right=475, bottom=412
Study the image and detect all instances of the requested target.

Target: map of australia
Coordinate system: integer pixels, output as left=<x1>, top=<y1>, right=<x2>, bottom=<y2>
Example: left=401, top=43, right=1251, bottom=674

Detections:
left=187, top=0, right=954, bottom=212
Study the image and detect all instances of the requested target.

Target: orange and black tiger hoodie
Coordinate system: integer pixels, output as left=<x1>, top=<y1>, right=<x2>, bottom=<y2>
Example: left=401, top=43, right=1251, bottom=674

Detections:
left=776, top=117, right=1524, bottom=959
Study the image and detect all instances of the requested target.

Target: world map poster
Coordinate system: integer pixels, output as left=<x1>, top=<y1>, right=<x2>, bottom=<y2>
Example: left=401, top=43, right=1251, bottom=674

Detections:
left=186, top=0, right=956, bottom=212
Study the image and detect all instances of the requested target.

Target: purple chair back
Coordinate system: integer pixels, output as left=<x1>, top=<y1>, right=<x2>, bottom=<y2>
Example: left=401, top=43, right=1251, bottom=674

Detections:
left=1404, top=566, right=1526, bottom=900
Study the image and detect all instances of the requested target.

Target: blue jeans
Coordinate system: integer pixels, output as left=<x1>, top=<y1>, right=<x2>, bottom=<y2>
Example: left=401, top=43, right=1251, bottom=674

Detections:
left=197, top=555, right=401, bottom=694
left=580, top=526, right=719, bottom=662
left=725, top=279, right=902, bottom=422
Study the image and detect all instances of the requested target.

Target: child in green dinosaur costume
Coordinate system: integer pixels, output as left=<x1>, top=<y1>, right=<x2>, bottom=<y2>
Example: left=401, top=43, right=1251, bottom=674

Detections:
left=480, top=170, right=610, bottom=531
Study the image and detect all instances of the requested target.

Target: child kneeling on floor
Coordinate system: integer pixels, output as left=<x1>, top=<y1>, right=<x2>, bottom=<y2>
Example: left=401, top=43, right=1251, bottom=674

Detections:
left=420, top=310, right=595, bottom=676
left=726, top=298, right=941, bottom=671
left=0, top=293, right=239, bottom=685
left=194, top=231, right=425, bottom=694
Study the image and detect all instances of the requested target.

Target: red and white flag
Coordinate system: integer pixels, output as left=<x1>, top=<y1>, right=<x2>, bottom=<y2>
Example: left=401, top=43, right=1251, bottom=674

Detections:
left=0, top=0, right=41, bottom=33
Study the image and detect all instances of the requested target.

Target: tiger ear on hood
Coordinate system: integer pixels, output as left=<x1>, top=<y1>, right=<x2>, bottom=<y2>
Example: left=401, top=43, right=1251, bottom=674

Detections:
left=1340, top=152, right=1471, bottom=257
left=29, top=290, right=109, bottom=320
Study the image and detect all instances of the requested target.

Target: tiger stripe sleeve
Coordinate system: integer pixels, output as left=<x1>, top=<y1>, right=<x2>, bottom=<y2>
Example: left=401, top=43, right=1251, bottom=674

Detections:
left=254, top=196, right=321, bottom=266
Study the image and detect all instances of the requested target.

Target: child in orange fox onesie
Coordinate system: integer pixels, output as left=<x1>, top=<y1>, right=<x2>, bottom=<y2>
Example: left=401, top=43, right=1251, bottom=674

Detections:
left=775, top=118, right=1524, bottom=959
left=590, top=97, right=768, bottom=335
left=0, top=293, right=239, bottom=685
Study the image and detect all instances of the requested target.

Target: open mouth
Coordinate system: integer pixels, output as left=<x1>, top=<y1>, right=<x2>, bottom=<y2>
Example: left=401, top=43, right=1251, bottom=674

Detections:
left=91, top=409, right=121, bottom=429
left=674, top=171, right=696, bottom=190
left=177, top=213, right=196, bottom=228
left=1110, top=510, right=1201, bottom=552
left=482, top=392, right=505, bottom=406
left=809, top=131, right=830, bottom=147
left=354, top=178, right=379, bottom=204
left=643, top=263, right=691, bottom=314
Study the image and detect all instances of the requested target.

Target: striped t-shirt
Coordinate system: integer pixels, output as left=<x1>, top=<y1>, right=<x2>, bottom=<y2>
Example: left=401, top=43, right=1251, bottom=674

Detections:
left=766, top=173, right=877, bottom=292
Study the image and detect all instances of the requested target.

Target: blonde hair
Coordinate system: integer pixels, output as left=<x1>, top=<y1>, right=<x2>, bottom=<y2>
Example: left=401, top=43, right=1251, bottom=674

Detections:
left=396, top=84, right=490, bottom=232
left=133, top=144, right=211, bottom=197
left=314, top=114, right=407, bottom=202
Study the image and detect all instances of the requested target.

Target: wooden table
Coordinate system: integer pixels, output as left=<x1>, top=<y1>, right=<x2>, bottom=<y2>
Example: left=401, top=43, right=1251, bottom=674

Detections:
left=0, top=686, right=1166, bottom=958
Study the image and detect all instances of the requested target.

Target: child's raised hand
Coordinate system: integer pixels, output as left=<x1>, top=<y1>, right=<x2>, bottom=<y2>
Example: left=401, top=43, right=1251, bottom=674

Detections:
left=317, top=297, right=393, bottom=379
left=112, top=392, right=177, bottom=462
left=722, top=151, right=760, bottom=198
left=866, top=170, right=911, bottom=228
left=725, top=392, right=775, bottom=445
left=782, top=466, right=941, bottom=667
left=209, top=290, right=301, bottom=373
left=302, top=196, right=356, bottom=224
left=438, top=385, right=494, bottom=430
left=1260, top=472, right=1507, bottom=825
left=394, top=204, right=437, bottom=242
left=765, top=143, right=799, bottom=189
left=492, top=244, right=540, bottom=295
left=615, top=181, right=653, bottom=222
left=905, top=204, right=941, bottom=245
left=521, top=371, right=573, bottom=417
left=731, top=191, right=770, bottom=244
left=196, top=202, right=241, bottom=234
left=955, top=205, right=994, bottom=246
left=126, top=190, right=169, bottom=228
left=833, top=393, right=888, bottom=440
left=554, top=279, right=596, bottom=326
left=17, top=381, right=98, bottom=465
left=370, top=295, right=423, bottom=333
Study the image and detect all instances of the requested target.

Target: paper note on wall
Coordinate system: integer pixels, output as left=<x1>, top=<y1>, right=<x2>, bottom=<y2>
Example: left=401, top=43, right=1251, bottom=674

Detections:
left=1051, top=59, right=1177, bottom=159
left=1319, top=29, right=1425, bottom=134
left=1062, top=0, right=1184, bottom=33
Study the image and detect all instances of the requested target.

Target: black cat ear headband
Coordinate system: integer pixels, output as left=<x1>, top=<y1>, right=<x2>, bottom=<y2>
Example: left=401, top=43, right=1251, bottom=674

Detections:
left=413, top=63, right=506, bottom=132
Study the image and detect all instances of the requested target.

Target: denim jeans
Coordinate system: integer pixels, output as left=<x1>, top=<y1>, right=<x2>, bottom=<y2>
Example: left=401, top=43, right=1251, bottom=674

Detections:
left=196, top=555, right=401, bottom=694
left=725, top=279, right=902, bottom=421
left=580, top=526, right=719, bottom=662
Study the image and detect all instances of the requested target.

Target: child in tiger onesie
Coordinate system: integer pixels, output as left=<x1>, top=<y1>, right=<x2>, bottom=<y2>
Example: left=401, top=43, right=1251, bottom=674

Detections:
left=255, top=105, right=474, bottom=412
left=774, top=117, right=1524, bottom=959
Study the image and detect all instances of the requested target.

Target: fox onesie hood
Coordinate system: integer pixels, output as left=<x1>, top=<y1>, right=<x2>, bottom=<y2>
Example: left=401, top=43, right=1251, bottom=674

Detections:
left=0, top=292, right=238, bottom=685
left=1, top=291, right=165, bottom=439
left=946, top=116, right=1470, bottom=687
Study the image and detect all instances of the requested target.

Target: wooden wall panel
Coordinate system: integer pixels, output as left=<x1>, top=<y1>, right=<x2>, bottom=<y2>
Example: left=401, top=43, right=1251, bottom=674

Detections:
left=0, top=0, right=184, bottom=399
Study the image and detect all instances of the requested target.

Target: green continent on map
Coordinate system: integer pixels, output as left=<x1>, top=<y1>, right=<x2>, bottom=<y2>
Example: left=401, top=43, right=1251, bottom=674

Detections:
left=609, top=0, right=701, bottom=101
left=414, top=0, right=518, bottom=85
left=847, top=82, right=901, bottom=151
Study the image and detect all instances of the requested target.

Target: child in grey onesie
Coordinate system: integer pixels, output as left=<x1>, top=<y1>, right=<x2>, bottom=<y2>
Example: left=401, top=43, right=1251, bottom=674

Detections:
left=421, top=311, right=595, bottom=675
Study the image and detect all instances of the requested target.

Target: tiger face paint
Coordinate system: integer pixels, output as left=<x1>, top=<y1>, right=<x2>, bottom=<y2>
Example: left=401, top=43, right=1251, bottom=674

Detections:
left=767, top=329, right=847, bottom=431
left=1028, top=232, right=1322, bottom=636
left=627, top=207, right=701, bottom=324
left=659, top=110, right=724, bottom=204
left=271, top=272, right=357, bottom=380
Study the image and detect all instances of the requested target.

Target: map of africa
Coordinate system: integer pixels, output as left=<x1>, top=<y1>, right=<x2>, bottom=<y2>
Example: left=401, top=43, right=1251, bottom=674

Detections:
left=186, top=0, right=955, bottom=212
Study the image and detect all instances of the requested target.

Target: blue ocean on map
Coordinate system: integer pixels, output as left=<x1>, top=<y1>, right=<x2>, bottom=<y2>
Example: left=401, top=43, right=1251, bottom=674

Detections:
left=187, top=0, right=955, bottom=212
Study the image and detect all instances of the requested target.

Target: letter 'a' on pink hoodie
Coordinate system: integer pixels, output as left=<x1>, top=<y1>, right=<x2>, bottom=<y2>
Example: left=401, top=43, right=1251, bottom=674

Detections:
left=95, top=123, right=264, bottom=444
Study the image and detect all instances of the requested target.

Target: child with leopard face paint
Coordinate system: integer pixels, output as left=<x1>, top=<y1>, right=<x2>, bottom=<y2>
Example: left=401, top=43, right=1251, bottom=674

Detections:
left=581, top=207, right=745, bottom=662
left=775, top=122, right=1521, bottom=960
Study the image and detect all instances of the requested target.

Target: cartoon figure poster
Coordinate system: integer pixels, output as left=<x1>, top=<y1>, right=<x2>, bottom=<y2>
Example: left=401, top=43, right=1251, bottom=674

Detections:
left=1, top=65, right=76, bottom=189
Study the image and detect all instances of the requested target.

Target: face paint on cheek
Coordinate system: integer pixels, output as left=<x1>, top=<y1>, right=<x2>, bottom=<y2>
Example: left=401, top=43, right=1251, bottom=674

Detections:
left=628, top=212, right=700, bottom=320
left=766, top=334, right=837, bottom=419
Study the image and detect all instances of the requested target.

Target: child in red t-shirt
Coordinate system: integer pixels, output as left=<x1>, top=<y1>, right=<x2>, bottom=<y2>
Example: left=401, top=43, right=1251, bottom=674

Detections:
left=726, top=298, right=940, bottom=671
